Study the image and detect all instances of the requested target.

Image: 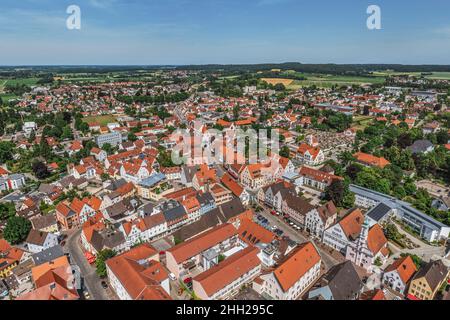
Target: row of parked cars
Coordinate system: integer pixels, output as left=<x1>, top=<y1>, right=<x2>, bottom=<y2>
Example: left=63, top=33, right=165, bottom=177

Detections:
left=255, top=214, right=284, bottom=236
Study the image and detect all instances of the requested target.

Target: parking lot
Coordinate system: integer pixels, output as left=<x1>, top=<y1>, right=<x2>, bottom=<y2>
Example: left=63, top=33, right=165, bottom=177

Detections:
left=254, top=208, right=303, bottom=239
left=256, top=203, right=342, bottom=271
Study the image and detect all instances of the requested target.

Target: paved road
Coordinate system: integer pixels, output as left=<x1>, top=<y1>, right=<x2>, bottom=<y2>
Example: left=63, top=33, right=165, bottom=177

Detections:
left=66, top=229, right=110, bottom=300
left=257, top=204, right=341, bottom=271
left=386, top=221, right=446, bottom=265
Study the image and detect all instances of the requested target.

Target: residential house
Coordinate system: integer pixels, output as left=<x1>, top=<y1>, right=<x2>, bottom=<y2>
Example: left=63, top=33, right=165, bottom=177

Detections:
left=382, top=255, right=417, bottom=295
left=353, top=152, right=390, bottom=169
left=106, top=244, right=171, bottom=300
left=304, top=201, right=338, bottom=239
left=256, top=242, right=321, bottom=300
left=407, top=140, right=434, bottom=154
left=192, top=246, right=261, bottom=300
left=299, top=166, right=343, bottom=192
left=166, top=223, right=239, bottom=279
left=281, top=192, right=316, bottom=227
left=120, top=213, right=168, bottom=247
left=0, top=239, right=25, bottom=278
left=407, top=260, right=449, bottom=300
left=296, top=144, right=324, bottom=166
left=25, top=230, right=59, bottom=254
left=18, top=255, right=78, bottom=300
left=220, top=173, right=250, bottom=205
left=308, top=260, right=363, bottom=300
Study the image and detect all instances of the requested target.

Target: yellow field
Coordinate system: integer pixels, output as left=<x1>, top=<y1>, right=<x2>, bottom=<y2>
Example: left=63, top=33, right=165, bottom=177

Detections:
left=261, top=78, right=294, bottom=86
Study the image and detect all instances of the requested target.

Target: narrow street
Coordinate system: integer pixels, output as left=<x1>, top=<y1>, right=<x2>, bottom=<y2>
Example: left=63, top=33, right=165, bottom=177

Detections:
left=66, top=229, right=111, bottom=300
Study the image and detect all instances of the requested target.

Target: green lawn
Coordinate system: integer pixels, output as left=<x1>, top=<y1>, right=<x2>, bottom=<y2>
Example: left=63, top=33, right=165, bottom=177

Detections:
left=0, top=93, right=20, bottom=102
left=82, top=115, right=117, bottom=126
left=1, top=77, right=40, bottom=87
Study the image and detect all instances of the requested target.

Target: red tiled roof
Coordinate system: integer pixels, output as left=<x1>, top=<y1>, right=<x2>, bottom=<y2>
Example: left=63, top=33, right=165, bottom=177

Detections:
left=167, top=224, right=238, bottom=264
left=273, top=242, right=321, bottom=292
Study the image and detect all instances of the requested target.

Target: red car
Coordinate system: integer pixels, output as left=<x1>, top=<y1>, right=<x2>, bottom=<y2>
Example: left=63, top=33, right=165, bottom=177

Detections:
left=159, top=251, right=166, bottom=255
left=270, top=210, right=276, bottom=215
left=184, top=277, right=192, bottom=284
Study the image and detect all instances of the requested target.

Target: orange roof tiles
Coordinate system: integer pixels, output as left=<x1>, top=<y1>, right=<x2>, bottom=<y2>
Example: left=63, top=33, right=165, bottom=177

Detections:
left=339, top=209, right=364, bottom=240
left=237, top=218, right=276, bottom=245
left=385, top=255, right=417, bottom=284
left=32, top=255, right=70, bottom=283
left=105, top=244, right=170, bottom=300
left=367, top=224, right=388, bottom=255
left=273, top=242, right=321, bottom=292
left=220, top=173, right=244, bottom=197
left=168, top=224, right=238, bottom=264
left=299, top=166, right=343, bottom=184
left=193, top=246, right=260, bottom=297
left=353, top=152, right=390, bottom=168
left=297, top=144, right=321, bottom=160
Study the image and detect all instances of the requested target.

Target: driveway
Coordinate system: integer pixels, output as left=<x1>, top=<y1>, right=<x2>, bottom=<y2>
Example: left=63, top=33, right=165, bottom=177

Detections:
left=66, top=229, right=111, bottom=300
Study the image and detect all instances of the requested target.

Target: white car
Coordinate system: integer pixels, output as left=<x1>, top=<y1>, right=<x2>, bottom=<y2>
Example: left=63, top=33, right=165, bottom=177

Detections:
left=271, top=226, right=278, bottom=231
left=169, top=273, right=177, bottom=281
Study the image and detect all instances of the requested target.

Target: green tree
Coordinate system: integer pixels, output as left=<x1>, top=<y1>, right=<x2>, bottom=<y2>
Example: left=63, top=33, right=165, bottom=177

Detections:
left=95, top=249, right=116, bottom=278
left=0, top=203, right=16, bottom=221
left=279, top=146, right=290, bottom=159
left=61, top=126, right=74, bottom=140
left=0, top=141, right=14, bottom=164
left=3, top=216, right=32, bottom=244
left=128, top=132, right=137, bottom=142
left=325, top=180, right=345, bottom=206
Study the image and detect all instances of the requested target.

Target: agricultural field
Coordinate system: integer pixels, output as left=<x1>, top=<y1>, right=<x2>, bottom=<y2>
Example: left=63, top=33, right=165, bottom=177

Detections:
left=82, top=115, right=117, bottom=126
left=352, top=115, right=374, bottom=131
left=286, top=74, right=386, bottom=90
left=372, top=70, right=450, bottom=80
left=0, top=77, right=40, bottom=87
left=262, top=78, right=295, bottom=86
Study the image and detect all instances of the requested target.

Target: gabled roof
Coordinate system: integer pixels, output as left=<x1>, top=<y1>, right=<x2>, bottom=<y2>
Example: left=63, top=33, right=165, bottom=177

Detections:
left=338, top=209, right=364, bottom=240
left=193, top=246, right=260, bottom=297
left=320, top=260, right=363, bottom=300
left=167, top=223, right=238, bottom=264
left=220, top=173, right=244, bottom=197
left=273, top=242, right=321, bottom=292
left=385, top=255, right=417, bottom=284
left=106, top=244, right=171, bottom=300
left=367, top=224, right=388, bottom=255
left=353, top=152, right=390, bottom=168
left=238, top=218, right=276, bottom=245
left=412, top=260, right=449, bottom=291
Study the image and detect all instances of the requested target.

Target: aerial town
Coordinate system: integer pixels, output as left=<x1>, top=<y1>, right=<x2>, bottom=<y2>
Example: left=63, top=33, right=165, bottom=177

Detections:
left=0, top=64, right=449, bottom=301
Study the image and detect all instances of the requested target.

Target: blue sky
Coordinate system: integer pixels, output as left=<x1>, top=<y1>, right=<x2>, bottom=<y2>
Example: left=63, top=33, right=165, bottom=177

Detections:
left=0, top=0, right=449, bottom=65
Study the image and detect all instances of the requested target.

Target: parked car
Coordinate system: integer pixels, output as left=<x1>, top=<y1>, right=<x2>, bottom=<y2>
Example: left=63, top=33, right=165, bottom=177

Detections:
left=101, top=281, right=108, bottom=289
left=270, top=210, right=276, bottom=215
left=184, top=277, right=192, bottom=284
left=169, top=273, right=176, bottom=281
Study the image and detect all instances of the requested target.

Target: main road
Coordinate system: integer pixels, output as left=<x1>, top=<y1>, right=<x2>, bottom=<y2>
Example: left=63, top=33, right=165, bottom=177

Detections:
left=66, top=229, right=110, bottom=300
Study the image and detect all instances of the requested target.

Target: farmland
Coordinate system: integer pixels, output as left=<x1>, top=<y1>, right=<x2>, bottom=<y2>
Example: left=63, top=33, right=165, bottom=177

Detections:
left=286, top=74, right=385, bottom=90
left=82, top=115, right=117, bottom=126
left=352, top=115, right=374, bottom=131
left=262, top=78, right=295, bottom=86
